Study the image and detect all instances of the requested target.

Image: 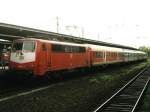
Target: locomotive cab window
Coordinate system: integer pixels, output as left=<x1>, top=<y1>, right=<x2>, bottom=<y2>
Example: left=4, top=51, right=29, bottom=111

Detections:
left=23, top=41, right=35, bottom=52
left=12, top=42, right=23, bottom=52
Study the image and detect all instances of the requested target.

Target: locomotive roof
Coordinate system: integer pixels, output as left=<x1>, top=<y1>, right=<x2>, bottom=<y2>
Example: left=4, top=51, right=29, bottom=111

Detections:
left=14, top=38, right=87, bottom=47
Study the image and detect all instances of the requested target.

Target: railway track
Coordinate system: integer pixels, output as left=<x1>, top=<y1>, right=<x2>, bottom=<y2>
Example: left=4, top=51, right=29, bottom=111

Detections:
left=93, top=66, right=150, bottom=112
left=0, top=62, right=147, bottom=111
left=0, top=63, right=125, bottom=98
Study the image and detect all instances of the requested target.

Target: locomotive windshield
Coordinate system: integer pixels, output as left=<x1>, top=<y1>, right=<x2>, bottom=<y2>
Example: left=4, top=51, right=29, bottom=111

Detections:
left=12, top=41, right=35, bottom=52
left=12, top=42, right=23, bottom=51
left=23, top=41, right=35, bottom=51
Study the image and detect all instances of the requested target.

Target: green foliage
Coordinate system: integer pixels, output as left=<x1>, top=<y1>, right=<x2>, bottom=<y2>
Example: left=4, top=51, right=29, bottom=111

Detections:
left=141, top=88, right=150, bottom=110
left=139, top=46, right=150, bottom=57
left=100, top=75, right=113, bottom=81
left=89, top=78, right=100, bottom=84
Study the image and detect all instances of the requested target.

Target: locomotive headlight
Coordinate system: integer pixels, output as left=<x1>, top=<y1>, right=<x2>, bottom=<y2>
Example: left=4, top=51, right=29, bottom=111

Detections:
left=19, top=52, right=24, bottom=60
left=16, top=52, right=19, bottom=57
left=19, top=55, right=24, bottom=60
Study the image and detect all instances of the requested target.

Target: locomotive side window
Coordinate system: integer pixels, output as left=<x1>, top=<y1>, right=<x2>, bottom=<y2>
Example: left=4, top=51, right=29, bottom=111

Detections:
left=72, top=46, right=79, bottom=53
left=64, top=46, right=72, bottom=53
left=42, top=43, right=47, bottom=51
left=72, top=46, right=86, bottom=53
left=52, top=44, right=71, bottom=52
left=51, top=44, right=62, bottom=52
left=79, top=47, right=86, bottom=53
left=52, top=44, right=86, bottom=53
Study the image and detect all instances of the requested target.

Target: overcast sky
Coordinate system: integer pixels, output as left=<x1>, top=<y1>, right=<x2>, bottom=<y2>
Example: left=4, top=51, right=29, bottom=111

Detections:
left=0, top=0, right=150, bottom=48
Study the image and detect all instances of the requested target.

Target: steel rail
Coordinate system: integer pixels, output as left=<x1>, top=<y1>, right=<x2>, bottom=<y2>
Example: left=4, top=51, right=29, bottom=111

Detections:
left=93, top=66, right=148, bottom=112
left=131, top=77, right=150, bottom=112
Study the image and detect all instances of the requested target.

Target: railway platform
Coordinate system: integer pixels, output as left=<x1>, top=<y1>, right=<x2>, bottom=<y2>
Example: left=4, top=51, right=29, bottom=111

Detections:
left=0, top=66, right=9, bottom=75
left=0, top=66, right=8, bottom=70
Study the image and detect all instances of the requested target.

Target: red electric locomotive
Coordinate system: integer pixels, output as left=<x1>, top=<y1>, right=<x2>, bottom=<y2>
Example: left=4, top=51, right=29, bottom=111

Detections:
left=10, top=38, right=90, bottom=76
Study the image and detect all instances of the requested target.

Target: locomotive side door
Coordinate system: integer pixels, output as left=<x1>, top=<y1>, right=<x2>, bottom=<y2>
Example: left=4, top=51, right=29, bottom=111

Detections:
left=37, top=42, right=48, bottom=76
left=47, top=43, right=51, bottom=69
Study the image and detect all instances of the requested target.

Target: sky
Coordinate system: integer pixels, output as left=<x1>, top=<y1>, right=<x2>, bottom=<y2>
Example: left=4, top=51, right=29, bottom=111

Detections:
left=0, top=0, right=150, bottom=48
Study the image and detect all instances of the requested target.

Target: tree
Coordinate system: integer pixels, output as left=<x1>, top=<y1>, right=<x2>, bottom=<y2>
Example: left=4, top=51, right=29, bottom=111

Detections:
left=139, top=46, right=150, bottom=57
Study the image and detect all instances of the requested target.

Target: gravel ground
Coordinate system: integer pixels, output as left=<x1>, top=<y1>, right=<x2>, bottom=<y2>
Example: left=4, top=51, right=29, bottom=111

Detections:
left=137, top=84, right=150, bottom=112
left=0, top=61, right=147, bottom=112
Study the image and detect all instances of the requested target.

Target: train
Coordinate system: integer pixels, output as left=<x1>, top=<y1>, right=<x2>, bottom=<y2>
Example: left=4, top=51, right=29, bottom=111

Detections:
left=9, top=38, right=147, bottom=76
left=0, top=43, right=11, bottom=66
left=0, top=50, right=10, bottom=66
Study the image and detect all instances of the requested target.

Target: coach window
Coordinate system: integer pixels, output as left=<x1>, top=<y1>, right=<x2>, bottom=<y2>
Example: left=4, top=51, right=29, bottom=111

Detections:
left=106, top=52, right=108, bottom=57
left=111, top=53, right=113, bottom=57
left=96, top=52, right=99, bottom=57
left=110, top=52, right=112, bottom=57
left=111, top=52, right=114, bottom=57
left=112, top=53, right=114, bottom=57
left=113, top=53, right=115, bottom=57
left=120, top=53, right=122, bottom=56
left=93, top=52, right=97, bottom=57
left=127, top=53, right=129, bottom=57
left=99, top=52, right=103, bottom=58
left=120, top=52, right=123, bottom=57
left=106, top=52, right=109, bottom=57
